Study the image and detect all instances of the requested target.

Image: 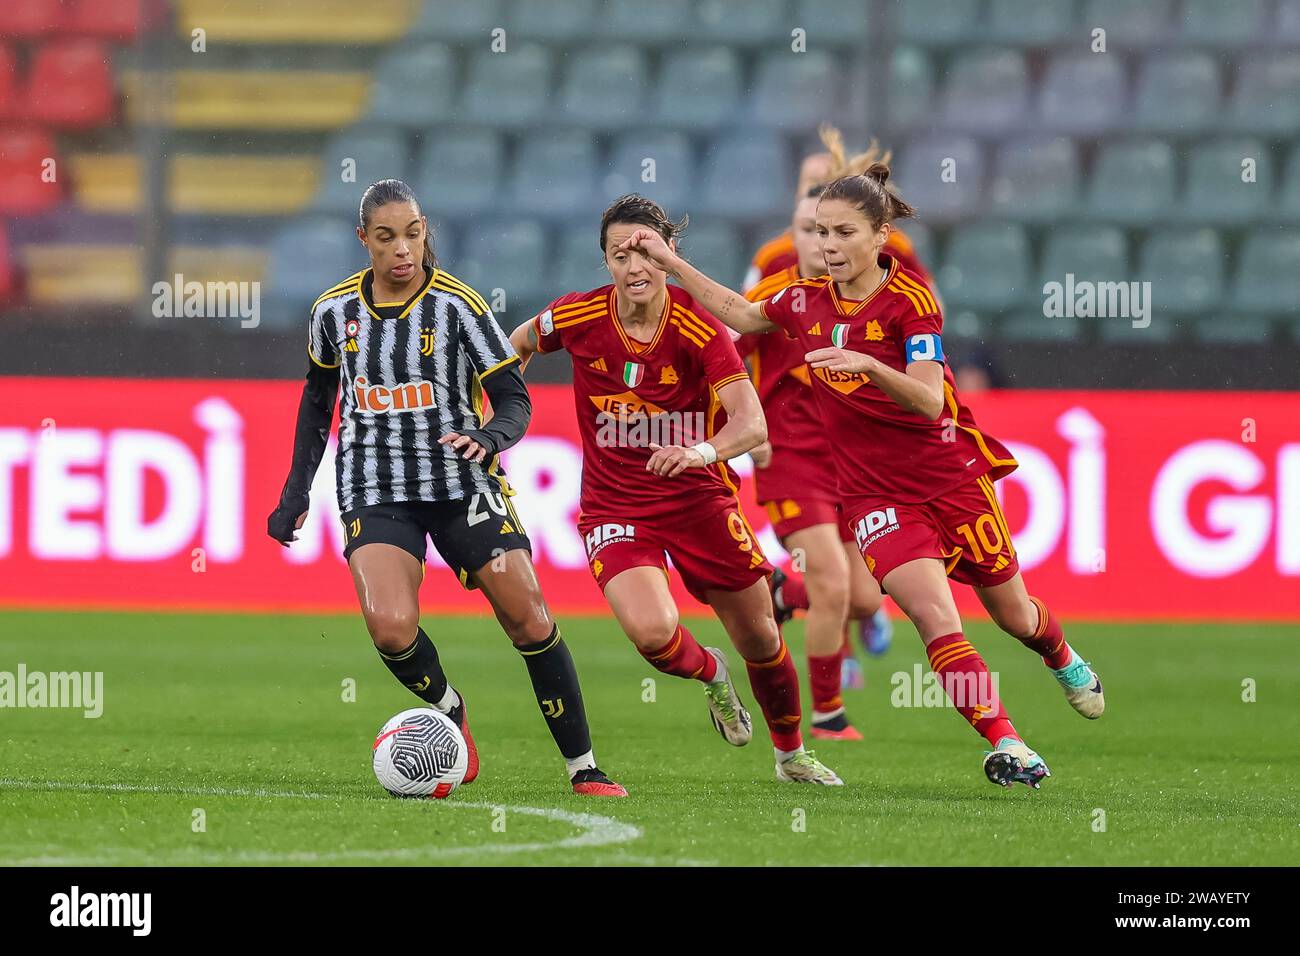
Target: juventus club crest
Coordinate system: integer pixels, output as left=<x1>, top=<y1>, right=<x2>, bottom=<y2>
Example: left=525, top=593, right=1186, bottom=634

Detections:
left=420, top=327, right=435, bottom=356
left=623, top=362, right=645, bottom=387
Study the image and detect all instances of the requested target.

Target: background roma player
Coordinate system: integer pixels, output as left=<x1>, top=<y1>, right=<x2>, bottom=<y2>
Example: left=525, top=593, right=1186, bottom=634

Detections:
left=616, top=170, right=1105, bottom=790
left=510, top=195, right=841, bottom=785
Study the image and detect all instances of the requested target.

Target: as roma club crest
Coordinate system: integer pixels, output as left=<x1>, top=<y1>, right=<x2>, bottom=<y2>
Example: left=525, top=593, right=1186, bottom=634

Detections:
left=419, top=327, right=435, bottom=356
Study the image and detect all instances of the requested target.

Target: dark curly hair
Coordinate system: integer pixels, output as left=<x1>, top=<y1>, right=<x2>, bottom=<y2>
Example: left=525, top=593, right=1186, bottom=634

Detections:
left=599, top=194, right=688, bottom=252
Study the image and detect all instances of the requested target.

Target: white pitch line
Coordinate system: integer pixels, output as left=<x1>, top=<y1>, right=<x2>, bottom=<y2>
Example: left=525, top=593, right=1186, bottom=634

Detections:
left=0, top=778, right=642, bottom=865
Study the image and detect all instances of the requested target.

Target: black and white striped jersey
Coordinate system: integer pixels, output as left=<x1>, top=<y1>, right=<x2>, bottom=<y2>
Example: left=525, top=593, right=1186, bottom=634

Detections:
left=307, top=266, right=520, bottom=512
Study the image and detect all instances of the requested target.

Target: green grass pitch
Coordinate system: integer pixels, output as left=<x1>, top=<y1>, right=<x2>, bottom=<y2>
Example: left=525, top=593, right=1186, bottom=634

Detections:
left=1, top=610, right=1296, bottom=866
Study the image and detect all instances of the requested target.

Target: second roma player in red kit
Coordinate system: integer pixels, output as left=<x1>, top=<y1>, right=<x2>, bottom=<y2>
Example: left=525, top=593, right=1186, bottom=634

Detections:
left=510, top=195, right=842, bottom=786
left=617, top=169, right=1106, bottom=790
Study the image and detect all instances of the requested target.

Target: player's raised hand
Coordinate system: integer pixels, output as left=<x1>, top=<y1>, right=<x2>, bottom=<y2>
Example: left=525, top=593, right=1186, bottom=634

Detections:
left=806, top=346, right=875, bottom=375
left=267, top=506, right=308, bottom=546
left=645, top=442, right=704, bottom=477
left=616, top=228, right=677, bottom=271
left=439, top=431, right=490, bottom=464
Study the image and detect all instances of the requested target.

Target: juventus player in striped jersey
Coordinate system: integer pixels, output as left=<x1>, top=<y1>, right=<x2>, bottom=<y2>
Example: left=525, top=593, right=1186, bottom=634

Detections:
left=268, top=180, right=624, bottom=796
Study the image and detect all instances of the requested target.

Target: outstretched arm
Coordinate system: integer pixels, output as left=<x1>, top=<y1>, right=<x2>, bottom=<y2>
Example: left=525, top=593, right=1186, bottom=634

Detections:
left=268, top=360, right=339, bottom=544
left=617, top=229, right=776, bottom=335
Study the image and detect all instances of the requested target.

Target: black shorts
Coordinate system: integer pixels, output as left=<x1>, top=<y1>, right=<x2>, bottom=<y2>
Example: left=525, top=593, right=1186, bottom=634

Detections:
left=341, top=492, right=531, bottom=589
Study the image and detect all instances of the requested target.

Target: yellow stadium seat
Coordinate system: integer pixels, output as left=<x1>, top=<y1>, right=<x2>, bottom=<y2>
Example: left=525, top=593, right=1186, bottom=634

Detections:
left=70, top=154, right=317, bottom=214
left=68, top=154, right=140, bottom=213
left=23, top=244, right=268, bottom=306
left=174, top=0, right=416, bottom=43
left=122, top=70, right=371, bottom=130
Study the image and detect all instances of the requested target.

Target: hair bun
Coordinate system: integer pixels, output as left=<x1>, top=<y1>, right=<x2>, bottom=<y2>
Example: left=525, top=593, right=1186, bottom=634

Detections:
left=864, top=162, right=891, bottom=184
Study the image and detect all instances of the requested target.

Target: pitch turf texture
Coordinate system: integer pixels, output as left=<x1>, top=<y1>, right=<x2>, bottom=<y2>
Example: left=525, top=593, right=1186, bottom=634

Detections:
left=1, top=610, right=1296, bottom=867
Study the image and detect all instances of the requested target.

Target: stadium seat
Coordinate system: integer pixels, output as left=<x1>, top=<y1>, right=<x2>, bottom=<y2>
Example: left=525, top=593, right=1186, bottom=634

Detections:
left=896, top=222, right=934, bottom=275
left=414, top=130, right=504, bottom=217
left=697, top=134, right=788, bottom=218
left=1140, top=229, right=1224, bottom=314
left=1038, top=225, right=1129, bottom=290
left=1277, top=148, right=1300, bottom=222
left=172, top=155, right=318, bottom=214
left=606, top=131, right=694, bottom=211
left=988, top=137, right=1080, bottom=222
left=313, top=128, right=410, bottom=216
left=888, top=47, right=934, bottom=130
left=1037, top=52, right=1126, bottom=133
left=1229, top=56, right=1300, bottom=135
left=23, top=39, right=116, bottom=129
left=1192, top=315, right=1274, bottom=345
left=678, top=222, right=744, bottom=288
left=985, top=0, right=1076, bottom=45
left=1085, top=140, right=1177, bottom=223
left=123, top=69, right=370, bottom=130
left=508, top=0, right=599, bottom=40
left=652, top=48, right=742, bottom=129
left=697, top=0, right=787, bottom=44
left=411, top=0, right=502, bottom=40
left=999, top=312, right=1083, bottom=342
left=940, top=49, right=1030, bottom=132
left=1279, top=0, right=1300, bottom=43
left=456, top=220, right=548, bottom=309
left=601, top=0, right=692, bottom=42
left=894, top=135, right=985, bottom=221
left=1181, top=0, right=1268, bottom=46
left=22, top=243, right=139, bottom=306
left=937, top=223, right=1030, bottom=312
left=66, top=0, right=142, bottom=40
left=1180, top=140, right=1273, bottom=225
left=1133, top=53, right=1220, bottom=133
left=554, top=225, right=606, bottom=294
left=266, top=217, right=362, bottom=312
left=899, top=0, right=978, bottom=46
left=752, top=51, right=840, bottom=129
left=368, top=43, right=456, bottom=128
left=559, top=46, right=648, bottom=127
left=67, top=153, right=138, bottom=213
left=1231, top=230, right=1300, bottom=313
left=510, top=131, right=599, bottom=216
left=0, top=43, right=15, bottom=121
left=173, top=0, right=409, bottom=44
left=0, top=0, right=63, bottom=38
left=1082, top=0, right=1175, bottom=46
left=0, top=126, right=62, bottom=215
left=795, top=0, right=870, bottom=45
left=460, top=45, right=553, bottom=128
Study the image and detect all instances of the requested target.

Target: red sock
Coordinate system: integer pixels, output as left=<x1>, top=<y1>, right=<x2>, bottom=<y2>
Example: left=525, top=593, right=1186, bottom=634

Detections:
left=926, top=632, right=1017, bottom=747
left=807, top=651, right=843, bottom=715
left=777, top=571, right=809, bottom=611
left=744, top=640, right=803, bottom=751
left=1023, top=597, right=1072, bottom=670
left=640, top=624, right=717, bottom=682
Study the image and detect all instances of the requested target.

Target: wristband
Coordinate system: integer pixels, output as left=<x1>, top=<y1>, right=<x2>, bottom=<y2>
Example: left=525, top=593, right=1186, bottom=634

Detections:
left=691, top=441, right=718, bottom=465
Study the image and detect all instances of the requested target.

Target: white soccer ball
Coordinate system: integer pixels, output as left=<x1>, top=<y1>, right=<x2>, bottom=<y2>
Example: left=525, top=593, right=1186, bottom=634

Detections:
left=372, top=707, right=468, bottom=799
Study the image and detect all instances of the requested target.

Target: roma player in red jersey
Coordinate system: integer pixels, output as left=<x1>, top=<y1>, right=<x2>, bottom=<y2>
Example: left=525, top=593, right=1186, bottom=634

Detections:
left=509, top=195, right=841, bottom=785
left=618, top=169, right=1105, bottom=790
left=737, top=184, right=885, bottom=742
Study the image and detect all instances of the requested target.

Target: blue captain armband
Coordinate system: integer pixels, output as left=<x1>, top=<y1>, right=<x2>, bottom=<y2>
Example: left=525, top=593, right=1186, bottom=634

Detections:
left=905, top=333, right=945, bottom=364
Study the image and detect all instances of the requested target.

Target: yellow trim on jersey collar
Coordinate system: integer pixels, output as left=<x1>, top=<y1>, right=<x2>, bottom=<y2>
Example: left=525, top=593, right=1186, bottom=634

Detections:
left=831, top=256, right=898, bottom=317
left=361, top=267, right=438, bottom=321
left=608, top=286, right=670, bottom=355
left=478, top=354, right=521, bottom=380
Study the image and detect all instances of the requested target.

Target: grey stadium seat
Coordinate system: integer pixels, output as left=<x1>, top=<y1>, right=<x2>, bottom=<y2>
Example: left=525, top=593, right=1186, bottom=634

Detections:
left=1140, top=229, right=1225, bottom=314
left=937, top=223, right=1031, bottom=312
left=313, top=127, right=410, bottom=216
left=940, top=49, right=1030, bottom=132
left=460, top=44, right=553, bottom=128
left=508, top=0, right=599, bottom=41
left=653, top=47, right=742, bottom=130
left=414, top=130, right=504, bottom=217
left=554, top=225, right=607, bottom=294
left=1181, top=139, right=1274, bottom=225
left=895, top=135, right=985, bottom=222
left=1181, top=0, right=1268, bottom=46
left=1085, top=140, right=1177, bottom=224
left=410, top=0, right=501, bottom=41
left=559, top=46, right=648, bottom=128
left=985, top=0, right=1076, bottom=45
left=599, top=0, right=691, bottom=42
left=368, top=43, right=456, bottom=128
left=1232, top=230, right=1300, bottom=313
left=697, top=133, right=788, bottom=218
left=888, top=47, right=934, bottom=130
left=510, top=131, right=599, bottom=216
left=605, top=131, right=694, bottom=211
left=455, top=220, right=548, bottom=309
left=696, top=0, right=787, bottom=44
left=677, top=222, right=744, bottom=289
left=795, top=0, right=869, bottom=45
left=987, top=136, right=1080, bottom=222
left=752, top=51, right=840, bottom=130
left=1082, top=0, right=1175, bottom=46
left=1229, top=56, right=1300, bottom=135
left=1037, top=52, right=1127, bottom=133
left=1133, top=53, right=1221, bottom=134
left=900, top=0, right=978, bottom=46
left=267, top=217, right=362, bottom=319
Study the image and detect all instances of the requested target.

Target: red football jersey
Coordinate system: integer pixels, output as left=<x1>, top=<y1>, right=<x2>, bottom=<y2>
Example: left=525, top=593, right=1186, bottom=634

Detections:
left=533, top=285, right=751, bottom=520
left=759, top=255, right=1017, bottom=511
left=744, top=228, right=933, bottom=290
left=736, top=265, right=833, bottom=504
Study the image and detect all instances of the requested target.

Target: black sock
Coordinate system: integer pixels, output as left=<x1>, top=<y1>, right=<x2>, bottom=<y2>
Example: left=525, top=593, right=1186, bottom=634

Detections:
left=377, top=626, right=451, bottom=709
left=518, top=625, right=593, bottom=762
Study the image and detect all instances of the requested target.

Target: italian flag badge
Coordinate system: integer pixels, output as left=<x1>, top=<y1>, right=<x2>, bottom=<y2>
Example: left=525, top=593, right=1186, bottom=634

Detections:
left=623, top=362, right=645, bottom=387
left=831, top=323, right=849, bottom=348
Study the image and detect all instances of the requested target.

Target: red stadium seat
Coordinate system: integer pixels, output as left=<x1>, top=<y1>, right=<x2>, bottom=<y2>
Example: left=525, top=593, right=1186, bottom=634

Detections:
left=0, top=44, right=15, bottom=121
left=0, top=0, right=65, bottom=39
left=0, top=126, right=63, bottom=215
left=22, top=39, right=116, bottom=129
left=66, top=0, right=144, bottom=41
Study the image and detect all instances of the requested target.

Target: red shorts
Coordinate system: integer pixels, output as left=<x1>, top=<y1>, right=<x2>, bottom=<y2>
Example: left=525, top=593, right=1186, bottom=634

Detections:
left=579, top=498, right=773, bottom=603
left=762, top=496, right=854, bottom=544
left=846, top=474, right=1020, bottom=588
